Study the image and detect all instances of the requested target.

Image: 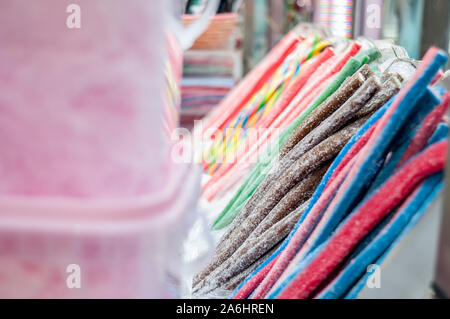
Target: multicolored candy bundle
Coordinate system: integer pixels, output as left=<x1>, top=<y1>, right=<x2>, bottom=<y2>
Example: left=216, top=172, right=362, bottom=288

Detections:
left=193, top=42, right=448, bottom=299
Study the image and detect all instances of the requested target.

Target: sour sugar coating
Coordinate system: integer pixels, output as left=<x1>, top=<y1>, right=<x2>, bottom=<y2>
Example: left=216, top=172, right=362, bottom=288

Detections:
left=279, top=72, right=365, bottom=158
left=249, top=164, right=330, bottom=240
left=221, top=243, right=282, bottom=292
left=355, top=75, right=401, bottom=119
left=272, top=117, right=369, bottom=209
left=197, top=247, right=271, bottom=298
left=195, top=200, right=311, bottom=295
left=266, top=75, right=379, bottom=198
left=193, top=164, right=324, bottom=290
left=358, top=64, right=375, bottom=80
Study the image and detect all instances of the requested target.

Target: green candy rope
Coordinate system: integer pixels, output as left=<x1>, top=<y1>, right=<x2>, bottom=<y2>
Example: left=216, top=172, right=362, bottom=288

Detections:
left=212, top=163, right=261, bottom=229
left=212, top=150, right=276, bottom=229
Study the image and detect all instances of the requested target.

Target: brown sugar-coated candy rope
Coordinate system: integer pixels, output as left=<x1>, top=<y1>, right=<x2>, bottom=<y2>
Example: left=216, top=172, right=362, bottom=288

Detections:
left=249, top=163, right=330, bottom=240
left=219, top=73, right=371, bottom=248
left=193, top=164, right=324, bottom=289
left=193, top=76, right=380, bottom=287
left=220, top=243, right=282, bottom=291
left=216, top=162, right=326, bottom=264
left=221, top=254, right=267, bottom=291
left=195, top=117, right=369, bottom=293
left=275, top=116, right=370, bottom=192
left=380, top=72, right=403, bottom=84
left=277, top=75, right=380, bottom=175
left=195, top=200, right=311, bottom=294
left=213, top=71, right=365, bottom=247
left=358, top=63, right=375, bottom=80
left=279, top=71, right=366, bottom=158
left=195, top=242, right=282, bottom=297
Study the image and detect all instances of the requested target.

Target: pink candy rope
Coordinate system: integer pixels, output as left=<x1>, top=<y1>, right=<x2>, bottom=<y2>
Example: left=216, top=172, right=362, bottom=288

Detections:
left=277, top=140, right=448, bottom=299
left=397, top=92, right=450, bottom=168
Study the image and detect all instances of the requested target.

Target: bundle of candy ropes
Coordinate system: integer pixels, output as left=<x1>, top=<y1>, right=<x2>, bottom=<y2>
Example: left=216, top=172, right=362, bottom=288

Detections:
left=192, top=26, right=449, bottom=299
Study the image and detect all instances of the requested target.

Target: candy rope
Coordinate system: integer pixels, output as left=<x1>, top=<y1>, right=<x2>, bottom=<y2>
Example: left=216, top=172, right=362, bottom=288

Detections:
left=232, top=102, right=389, bottom=299
left=318, top=172, right=443, bottom=299
left=276, top=140, right=448, bottom=299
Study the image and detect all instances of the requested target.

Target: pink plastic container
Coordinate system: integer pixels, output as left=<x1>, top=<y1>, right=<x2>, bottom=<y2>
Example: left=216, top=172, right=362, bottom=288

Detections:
left=0, top=161, right=200, bottom=298
left=0, top=0, right=169, bottom=198
left=0, top=0, right=213, bottom=298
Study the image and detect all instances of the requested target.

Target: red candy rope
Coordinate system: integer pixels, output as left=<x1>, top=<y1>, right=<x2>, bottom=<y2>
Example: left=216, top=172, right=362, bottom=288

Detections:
left=278, top=140, right=448, bottom=299
left=397, top=92, right=450, bottom=168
